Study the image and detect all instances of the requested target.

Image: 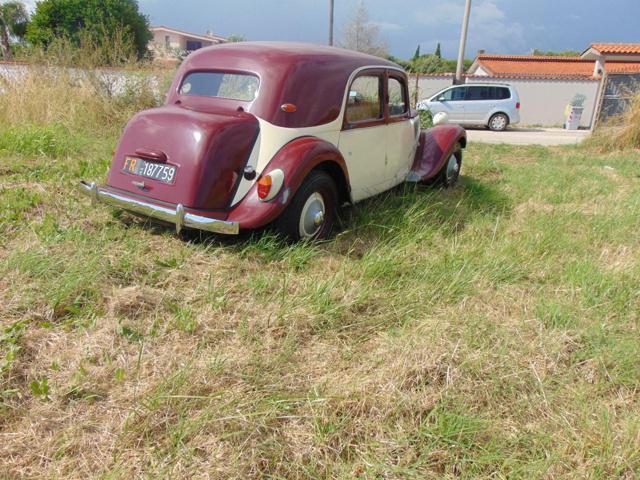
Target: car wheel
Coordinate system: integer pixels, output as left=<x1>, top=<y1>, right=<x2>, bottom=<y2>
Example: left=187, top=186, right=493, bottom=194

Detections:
left=439, top=146, right=462, bottom=188
left=488, top=113, right=509, bottom=131
left=275, top=170, right=337, bottom=241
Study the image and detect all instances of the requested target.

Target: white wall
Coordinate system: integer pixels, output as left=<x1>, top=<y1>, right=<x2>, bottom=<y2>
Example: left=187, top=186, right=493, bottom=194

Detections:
left=152, top=30, right=183, bottom=50
left=413, top=73, right=601, bottom=128
left=0, top=62, right=162, bottom=99
left=410, top=75, right=455, bottom=104
left=466, top=76, right=601, bottom=128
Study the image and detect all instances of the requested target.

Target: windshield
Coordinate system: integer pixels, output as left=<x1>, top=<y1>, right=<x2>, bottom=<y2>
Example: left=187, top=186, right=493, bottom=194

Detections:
left=179, top=72, right=259, bottom=102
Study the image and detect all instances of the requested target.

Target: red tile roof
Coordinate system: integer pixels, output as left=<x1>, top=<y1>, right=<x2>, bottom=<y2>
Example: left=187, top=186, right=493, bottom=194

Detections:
left=475, top=55, right=597, bottom=79
left=474, top=54, right=640, bottom=79
left=589, top=43, right=640, bottom=55
left=606, top=61, right=640, bottom=73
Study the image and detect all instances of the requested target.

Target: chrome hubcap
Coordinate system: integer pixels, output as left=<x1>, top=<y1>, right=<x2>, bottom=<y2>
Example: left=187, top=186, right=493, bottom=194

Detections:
left=299, top=192, right=325, bottom=239
left=491, top=116, right=507, bottom=130
left=446, top=155, right=459, bottom=182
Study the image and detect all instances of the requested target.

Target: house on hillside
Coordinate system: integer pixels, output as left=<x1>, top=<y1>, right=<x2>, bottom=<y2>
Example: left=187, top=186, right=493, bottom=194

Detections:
left=150, top=25, right=227, bottom=61
left=416, top=43, right=640, bottom=128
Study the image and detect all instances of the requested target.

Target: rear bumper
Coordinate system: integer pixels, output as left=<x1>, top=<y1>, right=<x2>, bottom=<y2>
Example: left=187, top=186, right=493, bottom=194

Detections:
left=78, top=181, right=239, bottom=235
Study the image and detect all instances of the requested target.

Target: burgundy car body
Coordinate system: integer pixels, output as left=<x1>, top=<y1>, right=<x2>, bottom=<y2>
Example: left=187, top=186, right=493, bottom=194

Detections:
left=80, top=42, right=467, bottom=236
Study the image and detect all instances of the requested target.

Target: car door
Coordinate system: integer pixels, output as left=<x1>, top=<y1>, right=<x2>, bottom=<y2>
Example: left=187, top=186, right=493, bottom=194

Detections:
left=464, top=86, right=494, bottom=124
left=385, top=72, right=417, bottom=184
left=338, top=70, right=389, bottom=202
left=430, top=86, right=467, bottom=122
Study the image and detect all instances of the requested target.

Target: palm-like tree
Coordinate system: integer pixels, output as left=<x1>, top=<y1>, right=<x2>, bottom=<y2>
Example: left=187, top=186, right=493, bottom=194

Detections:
left=0, top=1, right=29, bottom=60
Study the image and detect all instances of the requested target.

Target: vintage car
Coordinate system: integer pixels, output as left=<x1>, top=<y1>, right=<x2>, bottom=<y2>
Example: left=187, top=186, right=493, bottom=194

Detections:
left=80, top=42, right=466, bottom=240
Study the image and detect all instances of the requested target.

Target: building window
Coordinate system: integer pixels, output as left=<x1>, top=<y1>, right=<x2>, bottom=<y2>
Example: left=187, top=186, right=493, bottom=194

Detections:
left=165, top=35, right=170, bottom=49
left=186, top=41, right=203, bottom=51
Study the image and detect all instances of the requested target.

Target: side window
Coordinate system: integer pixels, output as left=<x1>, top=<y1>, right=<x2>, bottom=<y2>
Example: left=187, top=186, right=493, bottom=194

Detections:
left=451, top=87, right=467, bottom=101
left=466, top=86, right=491, bottom=101
left=497, top=87, right=511, bottom=99
left=434, top=87, right=465, bottom=102
left=435, top=89, right=453, bottom=101
left=388, top=76, right=408, bottom=116
left=347, top=75, right=383, bottom=123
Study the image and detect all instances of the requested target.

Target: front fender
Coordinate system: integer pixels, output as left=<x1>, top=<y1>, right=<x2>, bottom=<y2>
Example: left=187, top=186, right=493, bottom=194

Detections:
left=407, top=124, right=467, bottom=182
left=227, top=136, right=349, bottom=230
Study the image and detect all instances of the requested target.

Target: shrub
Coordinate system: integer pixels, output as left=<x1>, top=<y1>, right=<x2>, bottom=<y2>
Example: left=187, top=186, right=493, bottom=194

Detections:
left=419, top=109, right=433, bottom=129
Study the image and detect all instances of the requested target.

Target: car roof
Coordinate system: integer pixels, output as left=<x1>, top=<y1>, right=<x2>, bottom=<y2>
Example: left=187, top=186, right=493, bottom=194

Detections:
left=451, top=83, right=513, bottom=87
left=168, top=42, right=404, bottom=128
left=186, top=41, right=400, bottom=70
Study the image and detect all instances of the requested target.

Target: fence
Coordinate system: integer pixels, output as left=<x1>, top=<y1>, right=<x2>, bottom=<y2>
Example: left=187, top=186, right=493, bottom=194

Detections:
left=598, top=73, right=640, bottom=124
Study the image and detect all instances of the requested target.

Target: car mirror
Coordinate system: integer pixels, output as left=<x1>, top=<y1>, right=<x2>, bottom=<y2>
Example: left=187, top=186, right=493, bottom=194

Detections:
left=437, top=96, right=446, bottom=102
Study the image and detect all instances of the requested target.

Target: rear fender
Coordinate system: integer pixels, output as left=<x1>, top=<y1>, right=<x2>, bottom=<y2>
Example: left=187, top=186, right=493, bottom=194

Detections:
left=227, top=137, right=350, bottom=230
left=407, top=124, right=466, bottom=182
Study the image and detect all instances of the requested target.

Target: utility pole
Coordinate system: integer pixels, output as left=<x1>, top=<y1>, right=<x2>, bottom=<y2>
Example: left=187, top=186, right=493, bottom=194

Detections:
left=329, top=0, right=335, bottom=46
left=455, top=0, right=472, bottom=84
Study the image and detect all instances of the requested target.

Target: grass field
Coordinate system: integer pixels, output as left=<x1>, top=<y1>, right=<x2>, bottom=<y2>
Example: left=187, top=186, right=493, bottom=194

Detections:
left=1, top=119, right=639, bottom=478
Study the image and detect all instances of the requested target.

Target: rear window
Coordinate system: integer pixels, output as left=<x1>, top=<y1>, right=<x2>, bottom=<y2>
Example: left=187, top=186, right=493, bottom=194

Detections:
left=179, top=72, right=259, bottom=101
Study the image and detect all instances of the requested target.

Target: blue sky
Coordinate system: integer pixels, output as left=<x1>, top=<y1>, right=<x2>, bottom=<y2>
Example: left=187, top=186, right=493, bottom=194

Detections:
left=140, top=0, right=637, bottom=59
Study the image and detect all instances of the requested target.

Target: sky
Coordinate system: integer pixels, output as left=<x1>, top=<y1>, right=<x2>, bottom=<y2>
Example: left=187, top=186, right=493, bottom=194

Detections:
left=25, top=0, right=640, bottom=60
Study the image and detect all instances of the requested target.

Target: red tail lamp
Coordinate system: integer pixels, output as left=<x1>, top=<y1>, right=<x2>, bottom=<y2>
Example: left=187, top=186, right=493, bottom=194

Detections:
left=281, top=103, right=297, bottom=113
left=257, top=175, right=272, bottom=199
left=256, top=169, right=285, bottom=202
left=516, top=102, right=521, bottom=109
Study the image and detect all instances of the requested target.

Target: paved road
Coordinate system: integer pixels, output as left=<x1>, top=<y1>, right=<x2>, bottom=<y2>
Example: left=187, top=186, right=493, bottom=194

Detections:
left=465, top=128, right=591, bottom=146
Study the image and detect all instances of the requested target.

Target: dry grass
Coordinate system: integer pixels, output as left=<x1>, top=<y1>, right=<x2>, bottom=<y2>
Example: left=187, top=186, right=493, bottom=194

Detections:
left=1, top=69, right=640, bottom=478
left=591, top=93, right=640, bottom=151
left=0, top=68, right=161, bottom=139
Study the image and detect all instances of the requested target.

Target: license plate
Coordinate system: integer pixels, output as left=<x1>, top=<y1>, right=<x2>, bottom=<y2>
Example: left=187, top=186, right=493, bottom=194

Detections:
left=123, top=156, right=176, bottom=185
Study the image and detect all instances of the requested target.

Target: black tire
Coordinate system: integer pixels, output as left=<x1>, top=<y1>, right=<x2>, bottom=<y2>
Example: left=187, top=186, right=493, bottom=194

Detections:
left=275, top=170, right=338, bottom=242
left=438, top=146, right=462, bottom=188
left=488, top=113, right=509, bottom=131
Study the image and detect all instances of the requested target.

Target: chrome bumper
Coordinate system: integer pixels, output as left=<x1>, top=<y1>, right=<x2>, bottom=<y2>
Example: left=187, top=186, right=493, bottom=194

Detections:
left=78, top=181, right=239, bottom=235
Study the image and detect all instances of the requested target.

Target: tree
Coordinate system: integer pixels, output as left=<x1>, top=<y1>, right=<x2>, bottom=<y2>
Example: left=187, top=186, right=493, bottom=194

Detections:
left=406, top=53, right=472, bottom=75
left=26, top=0, right=151, bottom=60
left=412, top=44, right=420, bottom=61
left=339, top=1, right=388, bottom=58
left=434, top=42, right=441, bottom=59
left=532, top=49, right=581, bottom=57
left=0, top=1, right=29, bottom=60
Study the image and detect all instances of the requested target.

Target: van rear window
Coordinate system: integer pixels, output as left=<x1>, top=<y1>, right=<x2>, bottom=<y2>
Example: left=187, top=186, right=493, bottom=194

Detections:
left=179, top=72, right=259, bottom=101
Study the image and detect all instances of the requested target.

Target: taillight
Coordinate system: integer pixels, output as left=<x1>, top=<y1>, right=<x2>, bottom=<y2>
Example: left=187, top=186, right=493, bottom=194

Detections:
left=256, top=169, right=285, bottom=202
left=281, top=103, right=298, bottom=113
left=516, top=102, right=521, bottom=109
left=257, top=175, right=272, bottom=200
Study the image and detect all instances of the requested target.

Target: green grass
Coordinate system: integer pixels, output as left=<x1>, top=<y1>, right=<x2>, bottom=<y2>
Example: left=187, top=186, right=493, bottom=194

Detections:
left=0, top=125, right=639, bottom=479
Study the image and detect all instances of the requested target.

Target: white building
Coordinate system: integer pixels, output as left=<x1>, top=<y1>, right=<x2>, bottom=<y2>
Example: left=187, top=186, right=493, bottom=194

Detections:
left=150, top=26, right=227, bottom=61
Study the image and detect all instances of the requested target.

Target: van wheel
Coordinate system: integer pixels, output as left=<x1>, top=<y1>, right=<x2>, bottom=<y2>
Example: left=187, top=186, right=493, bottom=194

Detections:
left=275, top=171, right=337, bottom=241
left=488, top=113, right=509, bottom=131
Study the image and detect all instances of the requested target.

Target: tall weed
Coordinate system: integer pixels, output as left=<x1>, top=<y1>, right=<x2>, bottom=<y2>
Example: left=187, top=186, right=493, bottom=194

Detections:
left=592, top=93, right=640, bottom=151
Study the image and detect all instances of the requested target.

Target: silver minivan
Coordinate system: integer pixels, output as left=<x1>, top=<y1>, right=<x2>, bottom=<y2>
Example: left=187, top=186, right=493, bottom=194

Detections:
left=417, top=83, right=521, bottom=131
